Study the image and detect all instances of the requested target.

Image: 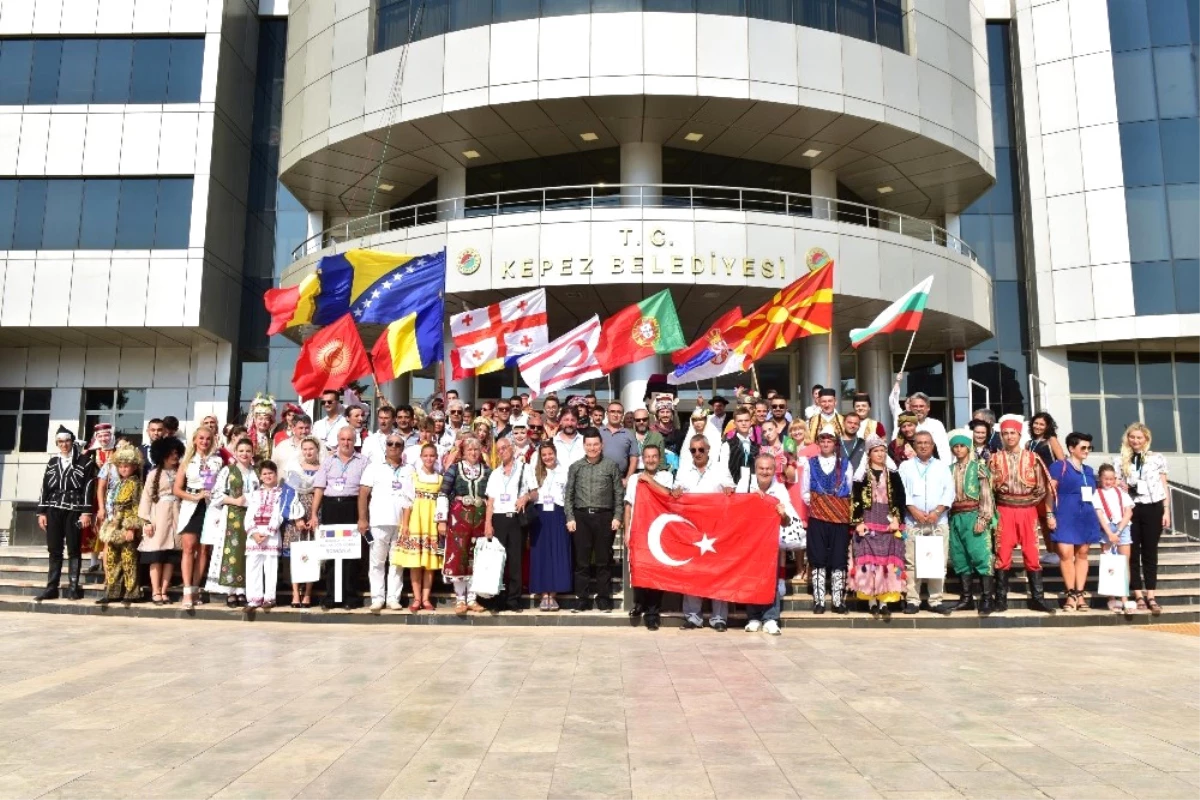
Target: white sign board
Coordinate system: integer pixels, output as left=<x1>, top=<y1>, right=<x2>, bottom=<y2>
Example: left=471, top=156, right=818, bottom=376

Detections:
left=316, top=526, right=361, bottom=560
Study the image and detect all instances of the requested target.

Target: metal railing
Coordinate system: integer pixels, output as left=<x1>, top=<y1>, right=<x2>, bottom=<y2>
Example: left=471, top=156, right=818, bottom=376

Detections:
left=1169, top=482, right=1200, bottom=540
left=291, top=183, right=978, bottom=263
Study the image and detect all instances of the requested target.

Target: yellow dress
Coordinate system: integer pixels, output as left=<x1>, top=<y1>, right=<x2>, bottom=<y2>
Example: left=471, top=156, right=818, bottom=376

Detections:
left=392, top=468, right=443, bottom=570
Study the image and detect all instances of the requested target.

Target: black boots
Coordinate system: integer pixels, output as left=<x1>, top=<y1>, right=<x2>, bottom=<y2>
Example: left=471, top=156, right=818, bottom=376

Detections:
left=994, top=570, right=1009, bottom=613
left=34, top=586, right=60, bottom=601
left=953, top=575, right=977, bottom=612
left=979, top=575, right=995, bottom=615
left=1026, top=570, right=1056, bottom=614
left=66, top=557, right=84, bottom=600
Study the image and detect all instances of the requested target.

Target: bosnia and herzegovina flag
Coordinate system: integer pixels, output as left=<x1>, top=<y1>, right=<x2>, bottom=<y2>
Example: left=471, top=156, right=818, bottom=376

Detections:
left=263, top=249, right=447, bottom=334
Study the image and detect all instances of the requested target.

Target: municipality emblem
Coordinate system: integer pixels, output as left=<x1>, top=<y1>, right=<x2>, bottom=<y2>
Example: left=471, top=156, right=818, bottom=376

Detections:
left=632, top=317, right=660, bottom=348
left=457, top=248, right=482, bottom=275
left=806, top=247, right=831, bottom=273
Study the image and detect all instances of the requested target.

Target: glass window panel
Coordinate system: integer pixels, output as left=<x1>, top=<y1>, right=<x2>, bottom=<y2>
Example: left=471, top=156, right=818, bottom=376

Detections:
left=116, top=389, right=145, bottom=411
left=748, top=0, right=790, bottom=21
left=166, top=39, right=204, bottom=102
left=1180, top=398, right=1200, bottom=453
left=991, top=214, right=1018, bottom=281
left=990, top=85, right=1011, bottom=148
left=1118, top=121, right=1164, bottom=187
left=492, top=0, right=538, bottom=22
left=986, top=24, right=1009, bottom=84
left=0, top=416, right=15, bottom=452
left=115, top=180, right=158, bottom=249
left=837, top=0, right=875, bottom=41
left=12, top=179, right=47, bottom=250
left=449, top=0, right=492, bottom=29
left=1068, top=352, right=1101, bottom=394
left=41, top=180, right=83, bottom=249
left=154, top=178, right=193, bottom=248
left=990, top=151, right=1015, bottom=212
left=18, top=412, right=48, bottom=452
left=79, top=179, right=120, bottom=249
left=1102, top=352, right=1137, bottom=394
left=1148, top=0, right=1193, bottom=47
left=129, top=39, right=170, bottom=103
left=1112, top=50, right=1158, bottom=122
left=1104, top=397, right=1140, bottom=454
left=0, top=391, right=19, bottom=411
left=56, top=39, right=97, bottom=104
left=1132, top=260, right=1176, bottom=315
left=593, top=0, right=641, bottom=8
left=84, top=389, right=114, bottom=411
left=1160, top=118, right=1199, bottom=184
left=1176, top=259, right=1200, bottom=314
left=697, top=0, right=745, bottom=12
left=1167, top=184, right=1199, bottom=260
left=1107, top=0, right=1150, bottom=52
left=1177, top=352, right=1200, bottom=394
left=995, top=350, right=1029, bottom=410
left=1126, top=186, right=1172, bottom=262
left=115, top=413, right=144, bottom=445
left=992, top=280, right=1023, bottom=351
left=1071, top=398, right=1103, bottom=449
left=542, top=0, right=587, bottom=13
left=93, top=39, right=133, bottom=103
left=419, top=0, right=449, bottom=37
left=27, top=40, right=62, bottom=105
left=1142, top=398, right=1178, bottom=451
left=1153, top=46, right=1199, bottom=119
left=794, top=0, right=835, bottom=31
left=0, top=40, right=33, bottom=104
left=24, top=389, right=50, bottom=411
left=1139, top=353, right=1175, bottom=394
left=0, top=180, right=17, bottom=250
left=876, top=0, right=904, bottom=51
left=958, top=215, right=993, bottom=273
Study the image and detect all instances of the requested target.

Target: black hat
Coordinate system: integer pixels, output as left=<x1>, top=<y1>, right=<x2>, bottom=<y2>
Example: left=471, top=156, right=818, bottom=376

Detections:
left=852, top=392, right=872, bottom=404
left=710, top=395, right=728, bottom=406
left=54, top=425, right=75, bottom=442
left=968, top=419, right=992, bottom=432
left=818, top=388, right=837, bottom=398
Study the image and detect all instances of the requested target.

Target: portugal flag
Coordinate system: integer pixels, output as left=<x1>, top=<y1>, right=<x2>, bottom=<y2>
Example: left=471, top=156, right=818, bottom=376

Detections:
left=291, top=314, right=372, bottom=400
left=594, top=289, right=686, bottom=372
left=628, top=482, right=780, bottom=605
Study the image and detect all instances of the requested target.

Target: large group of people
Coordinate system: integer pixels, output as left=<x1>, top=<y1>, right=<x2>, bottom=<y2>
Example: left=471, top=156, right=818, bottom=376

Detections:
left=34, top=381, right=1173, bottom=630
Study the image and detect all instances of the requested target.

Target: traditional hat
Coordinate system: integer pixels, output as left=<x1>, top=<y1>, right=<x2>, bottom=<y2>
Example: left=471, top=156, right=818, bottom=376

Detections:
left=250, top=392, right=277, bottom=417
left=864, top=435, right=888, bottom=452
left=652, top=393, right=676, bottom=412
left=690, top=406, right=710, bottom=420
left=852, top=392, right=872, bottom=404
left=999, top=418, right=1023, bottom=433
left=816, top=430, right=837, bottom=440
left=817, top=387, right=837, bottom=398
left=110, top=442, right=143, bottom=468
left=87, top=423, right=113, bottom=451
left=949, top=429, right=973, bottom=448
left=429, top=410, right=446, bottom=421
left=511, top=415, right=528, bottom=429
left=283, top=402, right=304, bottom=417
left=55, top=425, right=75, bottom=442
left=150, top=436, right=185, bottom=467
left=896, top=412, right=918, bottom=426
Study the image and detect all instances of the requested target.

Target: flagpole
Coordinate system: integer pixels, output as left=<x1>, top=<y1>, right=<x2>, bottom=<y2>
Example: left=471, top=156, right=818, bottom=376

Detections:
left=749, top=363, right=760, bottom=395
left=826, top=330, right=834, bottom=390
left=897, top=329, right=918, bottom=378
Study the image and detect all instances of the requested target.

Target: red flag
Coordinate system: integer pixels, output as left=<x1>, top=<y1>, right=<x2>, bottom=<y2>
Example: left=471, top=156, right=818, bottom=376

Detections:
left=628, top=484, right=779, bottom=604
left=291, top=314, right=372, bottom=400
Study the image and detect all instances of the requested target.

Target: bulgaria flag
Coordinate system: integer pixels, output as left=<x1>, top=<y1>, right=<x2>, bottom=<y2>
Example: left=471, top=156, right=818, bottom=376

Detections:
left=849, top=276, right=934, bottom=348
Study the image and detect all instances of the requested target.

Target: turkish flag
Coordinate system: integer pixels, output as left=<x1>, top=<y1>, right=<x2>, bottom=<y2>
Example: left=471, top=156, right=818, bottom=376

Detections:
left=629, top=485, right=780, bottom=605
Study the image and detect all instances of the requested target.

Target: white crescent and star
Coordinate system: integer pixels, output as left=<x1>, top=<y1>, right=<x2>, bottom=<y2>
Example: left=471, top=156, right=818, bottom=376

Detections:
left=645, top=514, right=718, bottom=567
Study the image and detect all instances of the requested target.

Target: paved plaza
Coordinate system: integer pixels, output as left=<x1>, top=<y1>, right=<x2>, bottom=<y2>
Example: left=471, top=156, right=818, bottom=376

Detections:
left=0, top=617, right=1196, bottom=800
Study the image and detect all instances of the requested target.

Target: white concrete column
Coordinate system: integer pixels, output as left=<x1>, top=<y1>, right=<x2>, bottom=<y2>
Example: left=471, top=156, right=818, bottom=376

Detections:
left=305, top=210, right=324, bottom=255
left=621, top=142, right=662, bottom=208
left=381, top=377, right=410, bottom=408
left=811, top=168, right=837, bottom=220
left=944, top=212, right=962, bottom=255
left=442, top=320, right=474, bottom=405
left=801, top=335, right=840, bottom=403
left=952, top=354, right=970, bottom=429
left=438, top=167, right=467, bottom=220
left=857, top=341, right=894, bottom=433
left=618, top=355, right=662, bottom=414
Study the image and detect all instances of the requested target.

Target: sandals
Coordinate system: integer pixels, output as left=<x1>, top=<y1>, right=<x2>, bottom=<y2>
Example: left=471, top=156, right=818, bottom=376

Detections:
left=421, top=600, right=435, bottom=611
left=1074, top=591, right=1089, bottom=612
left=1136, top=597, right=1148, bottom=612
left=226, top=596, right=239, bottom=609
left=1062, top=592, right=1078, bottom=612
left=1147, top=597, right=1162, bottom=615
left=455, top=600, right=468, bottom=616
left=409, top=600, right=421, bottom=613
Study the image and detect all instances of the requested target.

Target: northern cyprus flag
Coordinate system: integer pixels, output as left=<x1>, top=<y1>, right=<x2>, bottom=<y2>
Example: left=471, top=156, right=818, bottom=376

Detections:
left=848, top=276, right=934, bottom=348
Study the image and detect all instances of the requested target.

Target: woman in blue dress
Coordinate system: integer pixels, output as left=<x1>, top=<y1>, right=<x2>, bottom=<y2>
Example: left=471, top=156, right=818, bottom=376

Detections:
left=529, top=442, right=572, bottom=611
left=1050, top=432, right=1103, bottom=611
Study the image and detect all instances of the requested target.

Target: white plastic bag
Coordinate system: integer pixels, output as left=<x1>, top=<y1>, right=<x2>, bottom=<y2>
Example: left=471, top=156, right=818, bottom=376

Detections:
left=1097, top=547, right=1129, bottom=597
left=779, top=517, right=806, bottom=551
left=914, top=534, right=946, bottom=580
left=289, top=539, right=323, bottom=584
left=471, top=537, right=507, bottom=598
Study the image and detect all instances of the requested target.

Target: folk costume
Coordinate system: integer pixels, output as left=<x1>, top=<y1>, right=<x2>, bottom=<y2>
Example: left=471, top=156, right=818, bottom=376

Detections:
left=888, top=412, right=918, bottom=467
left=948, top=430, right=997, bottom=613
left=36, top=426, right=97, bottom=600
left=803, top=434, right=853, bottom=613
left=243, top=481, right=302, bottom=608
left=804, top=389, right=845, bottom=445
left=83, top=423, right=115, bottom=567
left=393, top=465, right=444, bottom=570
left=203, top=460, right=260, bottom=602
left=848, top=442, right=907, bottom=609
left=989, top=419, right=1054, bottom=613
left=246, top=393, right=276, bottom=466
left=96, top=444, right=144, bottom=603
left=437, top=460, right=491, bottom=603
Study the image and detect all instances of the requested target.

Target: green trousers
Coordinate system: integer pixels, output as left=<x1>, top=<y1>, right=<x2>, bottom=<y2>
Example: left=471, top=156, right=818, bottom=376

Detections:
left=949, top=511, right=993, bottom=576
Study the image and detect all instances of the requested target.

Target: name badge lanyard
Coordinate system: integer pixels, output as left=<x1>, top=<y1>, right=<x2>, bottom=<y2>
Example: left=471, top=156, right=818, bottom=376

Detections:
left=499, top=462, right=521, bottom=507
left=561, top=435, right=581, bottom=463
left=915, top=459, right=937, bottom=515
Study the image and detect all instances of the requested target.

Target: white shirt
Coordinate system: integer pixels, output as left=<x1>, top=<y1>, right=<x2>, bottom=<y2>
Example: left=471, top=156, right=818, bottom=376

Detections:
left=804, top=403, right=820, bottom=420
left=1093, top=485, right=1133, bottom=526
left=485, top=460, right=533, bottom=514
left=887, top=387, right=952, bottom=460
left=705, top=414, right=728, bottom=440
left=534, top=462, right=570, bottom=507
left=624, top=471, right=674, bottom=529
left=360, top=460, right=415, bottom=526
left=680, top=428, right=721, bottom=473
left=312, top=414, right=349, bottom=450
left=897, top=456, right=955, bottom=526
left=554, top=432, right=585, bottom=466
left=736, top=476, right=799, bottom=523
left=361, top=430, right=393, bottom=465
left=438, top=429, right=458, bottom=453
left=402, top=443, right=443, bottom=473
left=675, top=462, right=735, bottom=494
left=272, top=438, right=301, bottom=475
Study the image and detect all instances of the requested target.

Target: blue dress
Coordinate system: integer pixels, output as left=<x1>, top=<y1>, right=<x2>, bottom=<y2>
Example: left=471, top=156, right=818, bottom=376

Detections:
left=1051, top=460, right=1103, bottom=545
left=530, top=504, right=573, bottom=593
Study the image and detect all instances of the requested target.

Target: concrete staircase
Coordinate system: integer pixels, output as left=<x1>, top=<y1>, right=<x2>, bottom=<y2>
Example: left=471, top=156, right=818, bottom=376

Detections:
left=2, top=533, right=1197, bottom=629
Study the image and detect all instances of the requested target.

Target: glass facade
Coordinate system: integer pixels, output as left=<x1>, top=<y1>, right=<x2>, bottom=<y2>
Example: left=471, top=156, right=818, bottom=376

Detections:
left=959, top=23, right=1029, bottom=418
left=1109, top=0, right=1200, bottom=316
left=0, top=178, right=192, bottom=250
left=0, top=37, right=203, bottom=105
left=1067, top=351, right=1199, bottom=453
left=375, top=0, right=905, bottom=53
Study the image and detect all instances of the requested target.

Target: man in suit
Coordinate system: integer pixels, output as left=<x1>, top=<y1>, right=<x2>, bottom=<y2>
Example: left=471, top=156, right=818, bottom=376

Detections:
left=140, top=418, right=166, bottom=477
left=718, top=408, right=760, bottom=488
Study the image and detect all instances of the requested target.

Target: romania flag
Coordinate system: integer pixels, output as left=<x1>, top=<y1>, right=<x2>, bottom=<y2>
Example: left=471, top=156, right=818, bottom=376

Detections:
left=726, top=261, right=834, bottom=364
left=371, top=293, right=445, bottom=384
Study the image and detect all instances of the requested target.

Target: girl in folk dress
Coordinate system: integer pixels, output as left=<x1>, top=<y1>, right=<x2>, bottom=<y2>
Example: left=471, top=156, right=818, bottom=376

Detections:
left=281, top=436, right=322, bottom=609
left=439, top=437, right=491, bottom=615
left=96, top=444, right=144, bottom=606
left=204, top=438, right=260, bottom=607
left=173, top=426, right=225, bottom=608
left=138, top=437, right=185, bottom=605
left=848, top=438, right=908, bottom=618
left=393, top=443, right=444, bottom=612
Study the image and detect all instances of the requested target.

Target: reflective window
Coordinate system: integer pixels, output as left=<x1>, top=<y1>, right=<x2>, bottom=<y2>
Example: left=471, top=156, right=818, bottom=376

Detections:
left=1147, top=0, right=1194, bottom=47
left=837, top=0, right=874, bottom=41
left=1118, top=121, right=1164, bottom=186
left=492, top=0, right=538, bottom=23
left=1104, top=397, right=1141, bottom=452
left=1138, top=353, right=1175, bottom=394
left=0, top=389, right=52, bottom=453
left=1181, top=398, right=1200, bottom=453
left=1070, top=399, right=1103, bottom=448
left=1112, top=50, right=1158, bottom=122
left=795, top=0, right=836, bottom=31
left=1153, top=46, right=1198, bottom=119
left=748, top=0, right=791, bottom=22
left=1067, top=352, right=1101, bottom=394
left=1131, top=261, right=1175, bottom=315
left=1108, top=0, right=1151, bottom=52
left=0, top=178, right=191, bottom=250
left=1176, top=259, right=1200, bottom=313
left=1068, top=351, right=1197, bottom=451
left=698, top=0, right=747, bottom=14
left=0, top=37, right=202, bottom=105
left=1160, top=119, right=1199, bottom=184
left=450, top=0, right=494, bottom=28
left=545, top=0, right=590, bottom=14
left=1125, top=186, right=1171, bottom=262
left=1167, top=184, right=1199, bottom=260
left=84, top=389, right=145, bottom=446
left=1142, top=401, right=1180, bottom=445
left=1178, top=353, right=1200, bottom=393
left=1101, top=351, right=1137, bottom=393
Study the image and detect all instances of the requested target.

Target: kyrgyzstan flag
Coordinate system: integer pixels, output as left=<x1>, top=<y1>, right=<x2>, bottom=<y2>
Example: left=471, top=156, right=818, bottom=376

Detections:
left=628, top=482, right=780, bottom=604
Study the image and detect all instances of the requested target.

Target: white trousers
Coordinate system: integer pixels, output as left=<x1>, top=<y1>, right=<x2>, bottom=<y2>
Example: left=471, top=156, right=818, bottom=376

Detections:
left=451, top=577, right=476, bottom=604
left=246, top=551, right=278, bottom=605
left=369, top=525, right=403, bottom=604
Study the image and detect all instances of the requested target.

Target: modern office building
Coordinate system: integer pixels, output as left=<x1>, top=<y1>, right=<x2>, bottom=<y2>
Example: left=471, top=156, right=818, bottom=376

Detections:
left=0, top=0, right=1195, bottom=535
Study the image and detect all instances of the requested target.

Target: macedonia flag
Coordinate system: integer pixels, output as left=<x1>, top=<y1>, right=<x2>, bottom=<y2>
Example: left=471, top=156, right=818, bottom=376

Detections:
left=726, top=261, right=833, bottom=364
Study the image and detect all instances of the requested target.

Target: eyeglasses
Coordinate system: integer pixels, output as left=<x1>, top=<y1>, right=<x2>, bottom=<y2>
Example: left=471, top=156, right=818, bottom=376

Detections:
left=689, top=447, right=708, bottom=454
left=386, top=442, right=403, bottom=448
left=449, top=409, right=462, bottom=414
left=322, top=400, right=336, bottom=405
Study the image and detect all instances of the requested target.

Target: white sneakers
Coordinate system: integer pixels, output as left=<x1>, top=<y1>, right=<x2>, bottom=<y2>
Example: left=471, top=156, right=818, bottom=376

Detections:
left=744, top=620, right=762, bottom=632
left=370, top=600, right=384, bottom=612
left=763, top=620, right=781, bottom=636
left=386, top=600, right=404, bottom=611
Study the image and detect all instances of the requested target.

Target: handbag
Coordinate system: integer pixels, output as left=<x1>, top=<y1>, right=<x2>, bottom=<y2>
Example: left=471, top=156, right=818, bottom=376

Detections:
left=1098, top=546, right=1129, bottom=597
left=517, top=467, right=536, bottom=527
left=472, top=537, right=507, bottom=598
left=289, top=539, right=323, bottom=583
left=779, top=517, right=806, bottom=551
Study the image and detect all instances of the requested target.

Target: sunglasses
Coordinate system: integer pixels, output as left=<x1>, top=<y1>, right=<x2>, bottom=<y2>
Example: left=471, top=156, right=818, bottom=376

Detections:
left=386, top=442, right=403, bottom=447
left=690, top=447, right=708, bottom=454
left=529, top=426, right=543, bottom=432
left=322, top=400, right=336, bottom=405
left=1079, top=445, right=1092, bottom=451
left=771, top=404, right=787, bottom=409
left=449, top=409, right=462, bottom=414
left=633, top=417, right=649, bottom=422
